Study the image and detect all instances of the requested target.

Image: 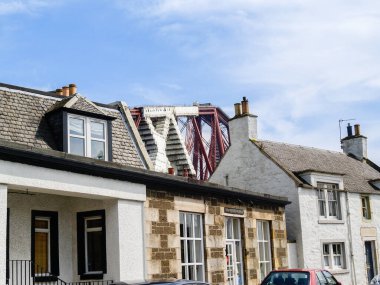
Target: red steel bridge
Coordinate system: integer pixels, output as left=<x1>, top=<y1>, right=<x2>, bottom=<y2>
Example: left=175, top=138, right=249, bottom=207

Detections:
left=130, top=104, right=230, bottom=180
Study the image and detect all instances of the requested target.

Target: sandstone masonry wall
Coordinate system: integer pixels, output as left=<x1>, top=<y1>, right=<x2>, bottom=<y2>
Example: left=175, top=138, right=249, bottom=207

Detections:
left=145, top=189, right=288, bottom=285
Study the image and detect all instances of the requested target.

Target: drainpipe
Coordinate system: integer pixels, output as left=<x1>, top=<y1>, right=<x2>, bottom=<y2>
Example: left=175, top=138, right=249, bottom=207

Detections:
left=345, top=191, right=357, bottom=285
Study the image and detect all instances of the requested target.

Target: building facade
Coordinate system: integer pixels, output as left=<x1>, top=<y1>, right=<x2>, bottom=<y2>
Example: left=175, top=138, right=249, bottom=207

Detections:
left=0, top=83, right=290, bottom=285
left=210, top=98, right=380, bottom=285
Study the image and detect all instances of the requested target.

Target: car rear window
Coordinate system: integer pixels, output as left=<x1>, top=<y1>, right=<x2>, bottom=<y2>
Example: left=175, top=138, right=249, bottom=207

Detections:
left=261, top=271, right=310, bottom=285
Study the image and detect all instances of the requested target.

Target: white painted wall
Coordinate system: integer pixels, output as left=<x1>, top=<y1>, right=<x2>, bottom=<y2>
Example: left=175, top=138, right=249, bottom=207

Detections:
left=0, top=160, right=145, bottom=201
left=0, top=184, right=7, bottom=285
left=210, top=139, right=302, bottom=250
left=7, top=193, right=146, bottom=283
left=3, top=159, right=147, bottom=283
left=298, top=188, right=351, bottom=284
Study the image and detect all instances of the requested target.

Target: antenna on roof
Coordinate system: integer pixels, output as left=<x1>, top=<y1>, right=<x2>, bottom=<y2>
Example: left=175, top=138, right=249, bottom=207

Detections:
left=339, top=118, right=355, bottom=141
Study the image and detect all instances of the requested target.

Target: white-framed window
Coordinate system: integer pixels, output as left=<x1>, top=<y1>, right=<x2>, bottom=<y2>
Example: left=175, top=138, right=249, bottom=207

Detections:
left=68, top=115, right=108, bottom=160
left=322, top=243, right=345, bottom=270
left=361, top=195, right=371, bottom=220
left=77, top=210, right=106, bottom=278
left=317, top=182, right=341, bottom=219
left=257, top=220, right=273, bottom=281
left=180, top=212, right=205, bottom=281
left=32, top=210, right=59, bottom=277
left=34, top=217, right=51, bottom=274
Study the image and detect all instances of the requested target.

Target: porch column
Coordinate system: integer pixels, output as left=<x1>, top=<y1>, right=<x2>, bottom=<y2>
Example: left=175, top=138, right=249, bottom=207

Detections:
left=0, top=184, right=8, bottom=285
left=107, top=199, right=145, bottom=282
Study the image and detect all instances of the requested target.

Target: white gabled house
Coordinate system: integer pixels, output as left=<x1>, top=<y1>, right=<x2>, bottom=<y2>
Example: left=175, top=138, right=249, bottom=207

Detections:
left=210, top=98, right=380, bottom=285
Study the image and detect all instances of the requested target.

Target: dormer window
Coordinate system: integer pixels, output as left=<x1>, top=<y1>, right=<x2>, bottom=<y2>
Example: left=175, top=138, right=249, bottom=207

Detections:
left=68, top=115, right=108, bottom=160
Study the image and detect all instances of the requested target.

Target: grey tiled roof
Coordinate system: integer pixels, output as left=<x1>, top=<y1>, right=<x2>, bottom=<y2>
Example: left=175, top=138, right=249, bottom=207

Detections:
left=256, top=140, right=380, bottom=193
left=48, top=95, right=107, bottom=116
left=0, top=85, right=145, bottom=169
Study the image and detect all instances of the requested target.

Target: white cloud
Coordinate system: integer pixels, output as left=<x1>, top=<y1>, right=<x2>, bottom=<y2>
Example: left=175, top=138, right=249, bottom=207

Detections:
left=116, top=0, right=380, bottom=163
left=0, top=0, right=60, bottom=15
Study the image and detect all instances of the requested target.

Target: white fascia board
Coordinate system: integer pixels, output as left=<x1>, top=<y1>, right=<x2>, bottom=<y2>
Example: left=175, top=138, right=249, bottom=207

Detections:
left=0, top=159, right=146, bottom=201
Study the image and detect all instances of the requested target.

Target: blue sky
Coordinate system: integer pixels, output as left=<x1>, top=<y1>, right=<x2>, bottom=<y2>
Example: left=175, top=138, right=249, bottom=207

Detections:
left=1, top=0, right=380, bottom=163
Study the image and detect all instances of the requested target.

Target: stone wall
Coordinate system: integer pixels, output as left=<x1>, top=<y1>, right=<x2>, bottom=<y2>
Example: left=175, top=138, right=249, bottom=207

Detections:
left=145, top=189, right=288, bottom=285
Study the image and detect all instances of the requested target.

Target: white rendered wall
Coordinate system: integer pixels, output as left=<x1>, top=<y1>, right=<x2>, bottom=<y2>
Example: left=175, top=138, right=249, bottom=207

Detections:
left=0, top=184, right=7, bottom=285
left=347, top=192, right=380, bottom=285
left=8, top=193, right=146, bottom=283
left=210, top=139, right=303, bottom=264
left=298, top=188, right=350, bottom=284
left=0, top=160, right=145, bottom=201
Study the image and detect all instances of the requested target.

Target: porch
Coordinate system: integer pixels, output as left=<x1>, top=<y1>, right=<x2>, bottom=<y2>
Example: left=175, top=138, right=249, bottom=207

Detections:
left=0, top=157, right=147, bottom=285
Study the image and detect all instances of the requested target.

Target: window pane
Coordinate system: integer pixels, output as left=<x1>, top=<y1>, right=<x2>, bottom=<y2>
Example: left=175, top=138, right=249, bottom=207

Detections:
left=226, top=218, right=232, bottom=239
left=180, top=213, right=185, bottom=237
left=263, top=222, right=270, bottom=240
left=195, top=240, right=202, bottom=263
left=196, top=264, right=204, bottom=281
left=69, top=118, right=84, bottom=136
left=188, top=265, right=195, bottom=280
left=236, top=241, right=241, bottom=262
left=233, top=219, right=240, bottom=239
left=181, top=240, right=186, bottom=263
left=91, top=121, right=105, bottom=140
left=259, top=242, right=265, bottom=261
left=35, top=219, right=49, bottom=229
left=257, top=221, right=263, bottom=240
left=182, top=266, right=186, bottom=279
left=86, top=218, right=102, bottom=228
left=186, top=213, right=193, bottom=237
left=187, top=240, right=194, bottom=262
left=70, top=137, right=85, bottom=156
left=87, top=231, right=103, bottom=272
left=35, top=232, right=49, bottom=273
left=194, top=215, right=201, bottom=238
left=91, top=140, right=105, bottom=160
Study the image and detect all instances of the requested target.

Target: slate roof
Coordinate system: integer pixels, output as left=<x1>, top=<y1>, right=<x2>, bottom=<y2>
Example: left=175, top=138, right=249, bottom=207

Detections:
left=47, top=95, right=108, bottom=117
left=254, top=140, right=380, bottom=193
left=0, top=83, right=145, bottom=169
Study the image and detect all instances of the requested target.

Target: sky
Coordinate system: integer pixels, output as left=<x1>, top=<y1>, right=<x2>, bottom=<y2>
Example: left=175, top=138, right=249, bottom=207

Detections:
left=1, top=0, right=380, bottom=163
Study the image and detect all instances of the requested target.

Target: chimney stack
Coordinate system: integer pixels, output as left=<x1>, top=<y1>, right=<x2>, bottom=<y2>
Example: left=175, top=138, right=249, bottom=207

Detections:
left=341, top=123, right=367, bottom=160
left=229, top=97, right=257, bottom=146
left=69, top=84, right=77, bottom=96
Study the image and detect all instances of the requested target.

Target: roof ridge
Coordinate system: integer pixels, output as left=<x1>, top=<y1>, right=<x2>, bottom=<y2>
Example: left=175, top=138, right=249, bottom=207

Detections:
left=259, top=139, right=344, bottom=155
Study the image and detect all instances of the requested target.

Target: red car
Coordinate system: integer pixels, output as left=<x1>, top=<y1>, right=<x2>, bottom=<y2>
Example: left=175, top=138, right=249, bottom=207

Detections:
left=260, top=269, right=342, bottom=285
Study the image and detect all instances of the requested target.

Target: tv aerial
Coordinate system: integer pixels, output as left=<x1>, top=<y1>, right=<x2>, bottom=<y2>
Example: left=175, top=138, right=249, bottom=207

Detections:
left=339, top=118, right=355, bottom=141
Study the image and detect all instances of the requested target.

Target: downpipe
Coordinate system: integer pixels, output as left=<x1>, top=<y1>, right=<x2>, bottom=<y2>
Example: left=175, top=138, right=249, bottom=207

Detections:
left=345, top=191, right=357, bottom=285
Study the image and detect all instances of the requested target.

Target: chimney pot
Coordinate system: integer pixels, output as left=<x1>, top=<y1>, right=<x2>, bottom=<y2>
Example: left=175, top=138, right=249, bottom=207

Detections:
left=55, top=88, right=63, bottom=96
left=347, top=123, right=353, bottom=137
left=234, top=103, right=242, bottom=116
left=241, top=97, right=249, bottom=114
left=69, top=83, right=77, bottom=96
left=62, top=86, right=69, bottom=97
left=354, top=124, right=361, bottom=136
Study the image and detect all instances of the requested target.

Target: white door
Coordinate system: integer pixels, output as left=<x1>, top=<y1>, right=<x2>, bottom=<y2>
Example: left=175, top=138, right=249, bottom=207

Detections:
left=226, top=217, right=244, bottom=285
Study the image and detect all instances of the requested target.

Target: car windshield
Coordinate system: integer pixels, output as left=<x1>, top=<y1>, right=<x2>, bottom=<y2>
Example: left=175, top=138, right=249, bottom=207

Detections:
left=261, top=271, right=310, bottom=285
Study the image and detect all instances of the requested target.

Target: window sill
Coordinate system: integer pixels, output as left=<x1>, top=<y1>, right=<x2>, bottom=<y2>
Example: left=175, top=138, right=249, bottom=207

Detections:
left=318, top=219, right=344, bottom=224
left=80, top=273, right=104, bottom=280
left=35, top=275, right=58, bottom=282
left=328, top=269, right=350, bottom=275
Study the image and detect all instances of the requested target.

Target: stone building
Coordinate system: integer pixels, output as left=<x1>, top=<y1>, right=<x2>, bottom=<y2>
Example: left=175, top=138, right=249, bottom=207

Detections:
left=210, top=98, right=380, bottom=285
left=0, top=83, right=289, bottom=285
